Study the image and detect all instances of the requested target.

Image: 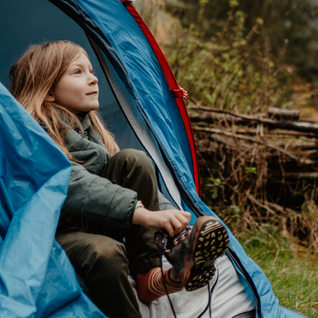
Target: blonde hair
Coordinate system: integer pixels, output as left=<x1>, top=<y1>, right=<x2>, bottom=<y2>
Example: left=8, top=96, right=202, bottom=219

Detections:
left=10, top=40, right=119, bottom=159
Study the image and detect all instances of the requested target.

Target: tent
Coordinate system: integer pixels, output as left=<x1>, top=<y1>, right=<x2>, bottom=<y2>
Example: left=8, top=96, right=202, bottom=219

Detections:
left=0, top=0, right=308, bottom=317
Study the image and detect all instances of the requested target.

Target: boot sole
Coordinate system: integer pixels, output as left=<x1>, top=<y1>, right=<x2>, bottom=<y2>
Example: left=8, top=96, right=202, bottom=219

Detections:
left=185, top=218, right=229, bottom=291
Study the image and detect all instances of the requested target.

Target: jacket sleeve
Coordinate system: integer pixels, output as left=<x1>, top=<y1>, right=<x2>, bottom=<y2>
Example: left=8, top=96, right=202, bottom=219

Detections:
left=158, top=191, right=176, bottom=210
left=62, top=161, right=138, bottom=228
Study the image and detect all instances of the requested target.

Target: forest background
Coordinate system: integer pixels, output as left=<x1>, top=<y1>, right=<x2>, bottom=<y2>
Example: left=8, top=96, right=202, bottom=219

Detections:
left=135, top=0, right=318, bottom=316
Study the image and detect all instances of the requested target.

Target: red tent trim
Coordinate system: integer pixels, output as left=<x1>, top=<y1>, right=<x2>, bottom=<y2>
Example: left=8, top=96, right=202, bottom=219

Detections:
left=122, top=0, right=201, bottom=196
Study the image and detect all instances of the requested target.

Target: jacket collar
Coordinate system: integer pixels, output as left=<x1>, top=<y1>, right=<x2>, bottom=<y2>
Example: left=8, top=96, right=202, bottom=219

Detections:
left=56, top=109, right=90, bottom=137
left=79, top=113, right=90, bottom=133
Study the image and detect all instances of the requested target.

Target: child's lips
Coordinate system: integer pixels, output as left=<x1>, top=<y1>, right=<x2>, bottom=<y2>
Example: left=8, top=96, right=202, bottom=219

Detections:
left=87, top=91, right=98, bottom=95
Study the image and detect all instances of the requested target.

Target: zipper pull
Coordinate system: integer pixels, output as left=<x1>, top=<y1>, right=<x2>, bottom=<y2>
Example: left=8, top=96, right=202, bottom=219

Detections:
left=171, top=86, right=189, bottom=100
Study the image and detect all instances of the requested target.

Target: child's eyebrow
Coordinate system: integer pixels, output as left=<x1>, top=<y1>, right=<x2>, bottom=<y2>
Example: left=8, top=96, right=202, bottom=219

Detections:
left=70, top=62, right=93, bottom=68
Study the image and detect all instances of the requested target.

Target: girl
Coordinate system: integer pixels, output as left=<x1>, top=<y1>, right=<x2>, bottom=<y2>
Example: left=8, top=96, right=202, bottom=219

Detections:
left=9, top=41, right=229, bottom=318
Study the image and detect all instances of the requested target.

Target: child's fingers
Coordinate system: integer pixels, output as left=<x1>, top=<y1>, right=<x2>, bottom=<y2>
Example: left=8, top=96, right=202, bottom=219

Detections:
left=168, top=210, right=191, bottom=229
left=169, top=214, right=186, bottom=236
left=163, top=210, right=190, bottom=236
left=178, top=211, right=191, bottom=223
left=164, top=222, right=176, bottom=237
left=133, top=208, right=190, bottom=237
left=173, top=214, right=189, bottom=231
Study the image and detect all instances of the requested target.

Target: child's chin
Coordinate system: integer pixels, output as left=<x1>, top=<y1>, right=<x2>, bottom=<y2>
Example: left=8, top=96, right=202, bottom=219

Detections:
left=85, top=104, right=100, bottom=112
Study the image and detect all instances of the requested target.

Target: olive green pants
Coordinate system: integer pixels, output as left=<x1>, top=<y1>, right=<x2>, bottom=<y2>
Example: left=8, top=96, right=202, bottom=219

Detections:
left=56, top=149, right=174, bottom=318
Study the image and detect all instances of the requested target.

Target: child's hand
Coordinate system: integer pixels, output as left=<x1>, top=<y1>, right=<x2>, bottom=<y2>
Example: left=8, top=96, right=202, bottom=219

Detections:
left=132, top=207, right=191, bottom=237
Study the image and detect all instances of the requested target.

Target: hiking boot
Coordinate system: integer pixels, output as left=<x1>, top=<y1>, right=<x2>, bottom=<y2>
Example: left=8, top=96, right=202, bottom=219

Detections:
left=155, top=216, right=229, bottom=291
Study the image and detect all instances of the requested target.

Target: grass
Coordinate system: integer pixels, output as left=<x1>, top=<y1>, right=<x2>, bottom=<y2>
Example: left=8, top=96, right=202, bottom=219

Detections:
left=235, top=226, right=318, bottom=317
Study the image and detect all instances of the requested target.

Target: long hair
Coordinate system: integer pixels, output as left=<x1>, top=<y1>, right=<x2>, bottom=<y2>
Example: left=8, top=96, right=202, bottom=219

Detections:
left=9, top=40, right=119, bottom=159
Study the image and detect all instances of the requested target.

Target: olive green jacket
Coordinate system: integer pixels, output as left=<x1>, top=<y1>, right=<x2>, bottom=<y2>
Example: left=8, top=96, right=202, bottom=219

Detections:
left=61, top=115, right=137, bottom=228
left=61, top=115, right=174, bottom=228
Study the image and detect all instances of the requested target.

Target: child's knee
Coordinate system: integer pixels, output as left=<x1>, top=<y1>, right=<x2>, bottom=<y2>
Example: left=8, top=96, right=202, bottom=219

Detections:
left=117, top=149, right=152, bottom=170
left=84, top=237, right=128, bottom=275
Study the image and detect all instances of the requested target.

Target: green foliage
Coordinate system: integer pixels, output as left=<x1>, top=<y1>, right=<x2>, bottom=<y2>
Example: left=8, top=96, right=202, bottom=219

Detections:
left=300, top=199, right=318, bottom=250
left=162, top=4, right=291, bottom=113
left=229, top=205, right=241, bottom=219
left=238, top=227, right=318, bottom=317
left=245, top=166, right=257, bottom=175
left=166, top=0, right=318, bottom=82
left=205, top=177, right=224, bottom=199
left=134, top=0, right=165, bottom=31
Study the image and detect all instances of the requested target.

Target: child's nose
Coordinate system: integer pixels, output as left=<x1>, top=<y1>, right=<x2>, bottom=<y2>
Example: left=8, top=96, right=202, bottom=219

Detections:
left=89, top=74, right=98, bottom=85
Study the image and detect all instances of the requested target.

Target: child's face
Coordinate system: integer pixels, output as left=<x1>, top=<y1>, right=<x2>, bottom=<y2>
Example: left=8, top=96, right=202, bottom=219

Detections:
left=52, top=53, right=99, bottom=114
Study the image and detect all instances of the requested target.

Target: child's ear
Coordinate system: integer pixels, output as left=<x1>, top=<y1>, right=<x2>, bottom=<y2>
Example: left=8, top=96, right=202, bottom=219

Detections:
left=45, top=91, right=55, bottom=102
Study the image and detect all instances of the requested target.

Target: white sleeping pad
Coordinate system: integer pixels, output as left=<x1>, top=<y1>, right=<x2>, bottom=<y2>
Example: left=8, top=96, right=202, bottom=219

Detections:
left=128, top=254, right=255, bottom=318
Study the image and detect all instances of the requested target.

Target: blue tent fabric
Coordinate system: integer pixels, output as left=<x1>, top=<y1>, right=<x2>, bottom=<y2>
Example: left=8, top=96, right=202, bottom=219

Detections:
left=0, top=0, right=308, bottom=317
left=0, top=83, right=105, bottom=318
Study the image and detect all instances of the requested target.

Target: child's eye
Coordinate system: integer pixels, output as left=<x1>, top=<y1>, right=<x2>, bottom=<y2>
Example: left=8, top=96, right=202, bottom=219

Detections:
left=74, top=69, right=82, bottom=74
left=90, top=69, right=95, bottom=74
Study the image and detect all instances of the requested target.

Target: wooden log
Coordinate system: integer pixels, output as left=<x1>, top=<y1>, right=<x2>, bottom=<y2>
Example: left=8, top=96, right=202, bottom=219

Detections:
left=193, top=126, right=316, bottom=164
left=194, top=122, right=318, bottom=138
left=190, top=110, right=318, bottom=134
left=268, top=107, right=300, bottom=121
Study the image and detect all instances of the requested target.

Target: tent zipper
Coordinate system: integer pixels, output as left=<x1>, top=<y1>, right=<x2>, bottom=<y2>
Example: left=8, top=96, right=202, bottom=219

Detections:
left=227, top=249, right=262, bottom=318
